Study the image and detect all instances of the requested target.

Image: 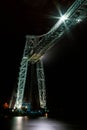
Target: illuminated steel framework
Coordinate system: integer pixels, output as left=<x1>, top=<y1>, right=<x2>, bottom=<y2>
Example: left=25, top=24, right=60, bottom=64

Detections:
left=14, top=0, right=87, bottom=109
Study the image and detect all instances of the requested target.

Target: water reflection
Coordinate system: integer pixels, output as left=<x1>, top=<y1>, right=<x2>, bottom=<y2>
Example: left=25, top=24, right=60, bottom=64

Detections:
left=12, top=117, right=23, bottom=130
left=6, top=116, right=85, bottom=130
left=11, top=116, right=68, bottom=130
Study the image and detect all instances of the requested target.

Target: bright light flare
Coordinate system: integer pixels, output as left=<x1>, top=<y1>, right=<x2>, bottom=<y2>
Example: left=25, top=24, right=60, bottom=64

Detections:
left=49, top=5, right=69, bottom=33
left=60, top=15, right=68, bottom=22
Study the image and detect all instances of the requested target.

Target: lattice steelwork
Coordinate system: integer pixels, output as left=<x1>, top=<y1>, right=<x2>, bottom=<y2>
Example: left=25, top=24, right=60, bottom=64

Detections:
left=36, top=60, right=46, bottom=109
left=14, top=36, right=46, bottom=109
left=14, top=0, right=87, bottom=109
left=27, top=0, right=87, bottom=64
left=14, top=40, right=30, bottom=109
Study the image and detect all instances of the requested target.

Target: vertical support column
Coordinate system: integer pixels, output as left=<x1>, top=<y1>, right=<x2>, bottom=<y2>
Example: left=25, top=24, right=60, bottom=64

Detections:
left=36, top=60, right=46, bottom=109
left=14, top=39, right=30, bottom=109
left=14, top=58, right=28, bottom=109
left=14, top=35, right=39, bottom=109
left=14, top=36, right=33, bottom=109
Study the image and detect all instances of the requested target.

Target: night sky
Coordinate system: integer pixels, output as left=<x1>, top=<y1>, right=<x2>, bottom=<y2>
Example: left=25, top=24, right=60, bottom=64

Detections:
left=0, top=0, right=87, bottom=121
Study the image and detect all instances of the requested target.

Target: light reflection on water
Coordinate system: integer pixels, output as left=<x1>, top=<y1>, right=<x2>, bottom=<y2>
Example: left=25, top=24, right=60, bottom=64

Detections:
left=1, top=116, right=85, bottom=130
left=12, top=117, right=23, bottom=130
left=11, top=116, right=69, bottom=130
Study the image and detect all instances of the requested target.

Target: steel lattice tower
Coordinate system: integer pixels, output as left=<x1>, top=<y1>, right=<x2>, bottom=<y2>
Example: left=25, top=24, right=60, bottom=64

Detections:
left=14, top=36, right=47, bottom=110
left=14, top=0, right=87, bottom=110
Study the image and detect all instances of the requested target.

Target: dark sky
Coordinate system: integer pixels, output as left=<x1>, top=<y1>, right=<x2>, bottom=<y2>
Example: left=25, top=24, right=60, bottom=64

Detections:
left=0, top=0, right=87, bottom=119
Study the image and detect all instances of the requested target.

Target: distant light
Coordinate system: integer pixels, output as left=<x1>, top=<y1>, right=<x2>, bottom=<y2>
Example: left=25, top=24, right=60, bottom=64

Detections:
left=12, top=109, right=14, bottom=112
left=44, top=113, right=48, bottom=118
left=76, top=18, right=82, bottom=23
left=25, top=106, right=28, bottom=109
left=3, top=102, right=9, bottom=109
left=17, top=105, right=21, bottom=109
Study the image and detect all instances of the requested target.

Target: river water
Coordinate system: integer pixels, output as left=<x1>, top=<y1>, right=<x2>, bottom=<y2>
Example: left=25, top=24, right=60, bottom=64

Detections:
left=0, top=115, right=86, bottom=130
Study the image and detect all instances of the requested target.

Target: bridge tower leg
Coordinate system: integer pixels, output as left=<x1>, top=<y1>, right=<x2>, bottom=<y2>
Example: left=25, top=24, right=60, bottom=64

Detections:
left=36, top=60, right=46, bottom=109
left=14, top=36, right=47, bottom=111
left=14, top=38, right=30, bottom=109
